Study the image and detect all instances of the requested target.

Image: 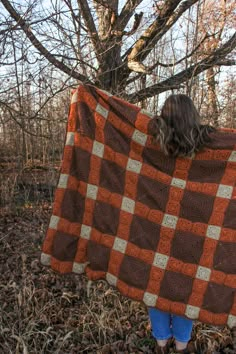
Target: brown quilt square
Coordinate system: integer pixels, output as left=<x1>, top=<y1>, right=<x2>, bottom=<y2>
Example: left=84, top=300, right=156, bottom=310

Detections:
left=100, top=159, right=126, bottom=195
left=87, top=241, right=110, bottom=271
left=52, top=231, right=78, bottom=261
left=77, top=102, right=96, bottom=138
left=159, top=271, right=193, bottom=303
left=142, top=147, right=176, bottom=176
left=137, top=175, right=169, bottom=211
left=70, top=147, right=91, bottom=182
left=130, top=215, right=161, bottom=250
left=188, top=160, right=226, bottom=183
left=180, top=190, right=215, bottom=223
left=223, top=200, right=236, bottom=228
left=61, top=190, right=85, bottom=223
left=93, top=200, right=120, bottom=235
left=119, top=255, right=151, bottom=290
left=104, top=122, right=131, bottom=155
left=213, top=242, right=236, bottom=274
left=170, top=230, right=204, bottom=264
left=202, top=282, right=234, bottom=313
left=108, top=96, right=139, bottom=125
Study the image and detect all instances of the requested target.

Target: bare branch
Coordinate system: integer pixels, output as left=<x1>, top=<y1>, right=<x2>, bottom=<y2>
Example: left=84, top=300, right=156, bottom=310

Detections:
left=77, top=0, right=100, bottom=56
left=126, top=0, right=198, bottom=67
left=127, top=32, right=236, bottom=102
left=215, top=59, right=235, bottom=66
left=1, top=0, right=91, bottom=83
left=126, top=32, right=218, bottom=83
left=150, top=32, right=218, bottom=69
left=117, top=0, right=143, bottom=31
left=124, top=11, right=143, bottom=36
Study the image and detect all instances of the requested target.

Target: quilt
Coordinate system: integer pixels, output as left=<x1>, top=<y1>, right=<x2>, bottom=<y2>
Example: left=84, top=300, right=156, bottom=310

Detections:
left=41, top=84, right=236, bottom=327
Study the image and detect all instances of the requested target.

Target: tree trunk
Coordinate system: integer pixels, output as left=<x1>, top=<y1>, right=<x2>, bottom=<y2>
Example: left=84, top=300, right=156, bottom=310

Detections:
left=206, top=67, right=219, bottom=126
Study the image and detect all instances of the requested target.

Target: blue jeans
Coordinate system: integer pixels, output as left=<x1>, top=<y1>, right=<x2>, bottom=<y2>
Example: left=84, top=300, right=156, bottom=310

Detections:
left=148, top=308, right=193, bottom=342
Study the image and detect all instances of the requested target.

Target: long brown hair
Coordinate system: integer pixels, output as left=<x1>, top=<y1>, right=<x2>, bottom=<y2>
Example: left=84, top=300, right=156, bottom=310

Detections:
left=154, top=94, right=215, bottom=157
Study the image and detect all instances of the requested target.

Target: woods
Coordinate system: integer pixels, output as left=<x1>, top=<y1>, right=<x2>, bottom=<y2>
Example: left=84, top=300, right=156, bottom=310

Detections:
left=0, top=1, right=236, bottom=353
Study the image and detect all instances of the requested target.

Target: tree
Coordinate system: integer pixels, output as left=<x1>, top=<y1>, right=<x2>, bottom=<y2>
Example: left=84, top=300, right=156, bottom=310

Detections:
left=0, top=1, right=235, bottom=207
left=1, top=0, right=235, bottom=103
left=192, top=0, right=236, bottom=126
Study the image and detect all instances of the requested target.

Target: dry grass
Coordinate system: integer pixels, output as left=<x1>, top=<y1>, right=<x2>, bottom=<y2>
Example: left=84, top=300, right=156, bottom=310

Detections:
left=0, top=203, right=235, bottom=353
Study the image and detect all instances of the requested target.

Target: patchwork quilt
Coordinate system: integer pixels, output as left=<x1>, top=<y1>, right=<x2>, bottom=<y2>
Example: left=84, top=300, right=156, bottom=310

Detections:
left=41, top=84, right=236, bottom=327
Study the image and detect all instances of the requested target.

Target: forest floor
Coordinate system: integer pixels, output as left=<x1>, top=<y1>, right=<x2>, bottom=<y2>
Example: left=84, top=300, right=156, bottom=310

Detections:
left=0, top=166, right=235, bottom=353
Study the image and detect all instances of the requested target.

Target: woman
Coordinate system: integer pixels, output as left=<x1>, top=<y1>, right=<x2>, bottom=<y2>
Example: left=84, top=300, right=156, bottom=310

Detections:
left=149, top=94, right=215, bottom=354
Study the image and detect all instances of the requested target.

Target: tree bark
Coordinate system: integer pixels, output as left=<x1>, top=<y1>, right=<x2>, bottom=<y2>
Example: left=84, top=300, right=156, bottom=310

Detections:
left=206, top=67, right=219, bottom=126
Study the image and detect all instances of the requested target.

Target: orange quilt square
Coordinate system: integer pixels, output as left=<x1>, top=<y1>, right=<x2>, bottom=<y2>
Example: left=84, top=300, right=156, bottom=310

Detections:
left=157, top=239, right=171, bottom=255
left=212, top=314, right=228, bottom=326
left=67, top=220, right=81, bottom=236
left=148, top=209, right=163, bottom=224
left=42, top=229, right=56, bottom=253
left=53, top=190, right=66, bottom=214
left=117, top=223, right=130, bottom=240
left=176, top=218, right=192, bottom=232
left=224, top=274, right=236, bottom=288
left=182, top=263, right=197, bottom=277
left=135, top=202, right=149, bottom=218
left=78, top=181, right=87, bottom=196
left=130, top=141, right=144, bottom=155
left=157, top=297, right=171, bottom=312
left=86, top=268, right=106, bottom=280
left=210, top=270, right=226, bottom=285
left=103, top=146, right=115, bottom=162
left=188, top=293, right=203, bottom=307
left=191, top=223, right=207, bottom=237
left=51, top=257, right=72, bottom=273
left=202, top=183, right=218, bottom=196
left=100, top=234, right=114, bottom=249
left=67, top=176, right=79, bottom=190
left=117, top=279, right=130, bottom=297
left=139, top=249, right=154, bottom=264
left=170, top=302, right=186, bottom=316
left=97, top=187, right=111, bottom=203
left=95, top=128, right=104, bottom=142
left=115, top=152, right=128, bottom=168
left=147, top=278, right=159, bottom=294
left=136, top=113, right=150, bottom=133
left=126, top=242, right=140, bottom=258
left=167, top=258, right=183, bottom=273
left=165, top=201, right=180, bottom=215
left=221, top=228, right=236, bottom=242
left=199, top=309, right=213, bottom=325
left=128, top=287, right=144, bottom=301
left=108, top=250, right=124, bottom=276
left=75, top=239, right=88, bottom=262
left=91, top=229, right=102, bottom=243
left=109, top=193, right=122, bottom=209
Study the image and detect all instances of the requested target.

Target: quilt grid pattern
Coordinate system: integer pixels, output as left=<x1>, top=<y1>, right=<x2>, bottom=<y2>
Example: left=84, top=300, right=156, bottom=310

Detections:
left=41, top=85, right=236, bottom=327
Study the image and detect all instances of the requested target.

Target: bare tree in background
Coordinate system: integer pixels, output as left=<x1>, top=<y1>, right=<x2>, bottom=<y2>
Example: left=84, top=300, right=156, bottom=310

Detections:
left=1, top=0, right=235, bottom=101
left=0, top=0, right=235, bottom=159
left=0, top=0, right=235, bottom=207
left=193, top=0, right=236, bottom=126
